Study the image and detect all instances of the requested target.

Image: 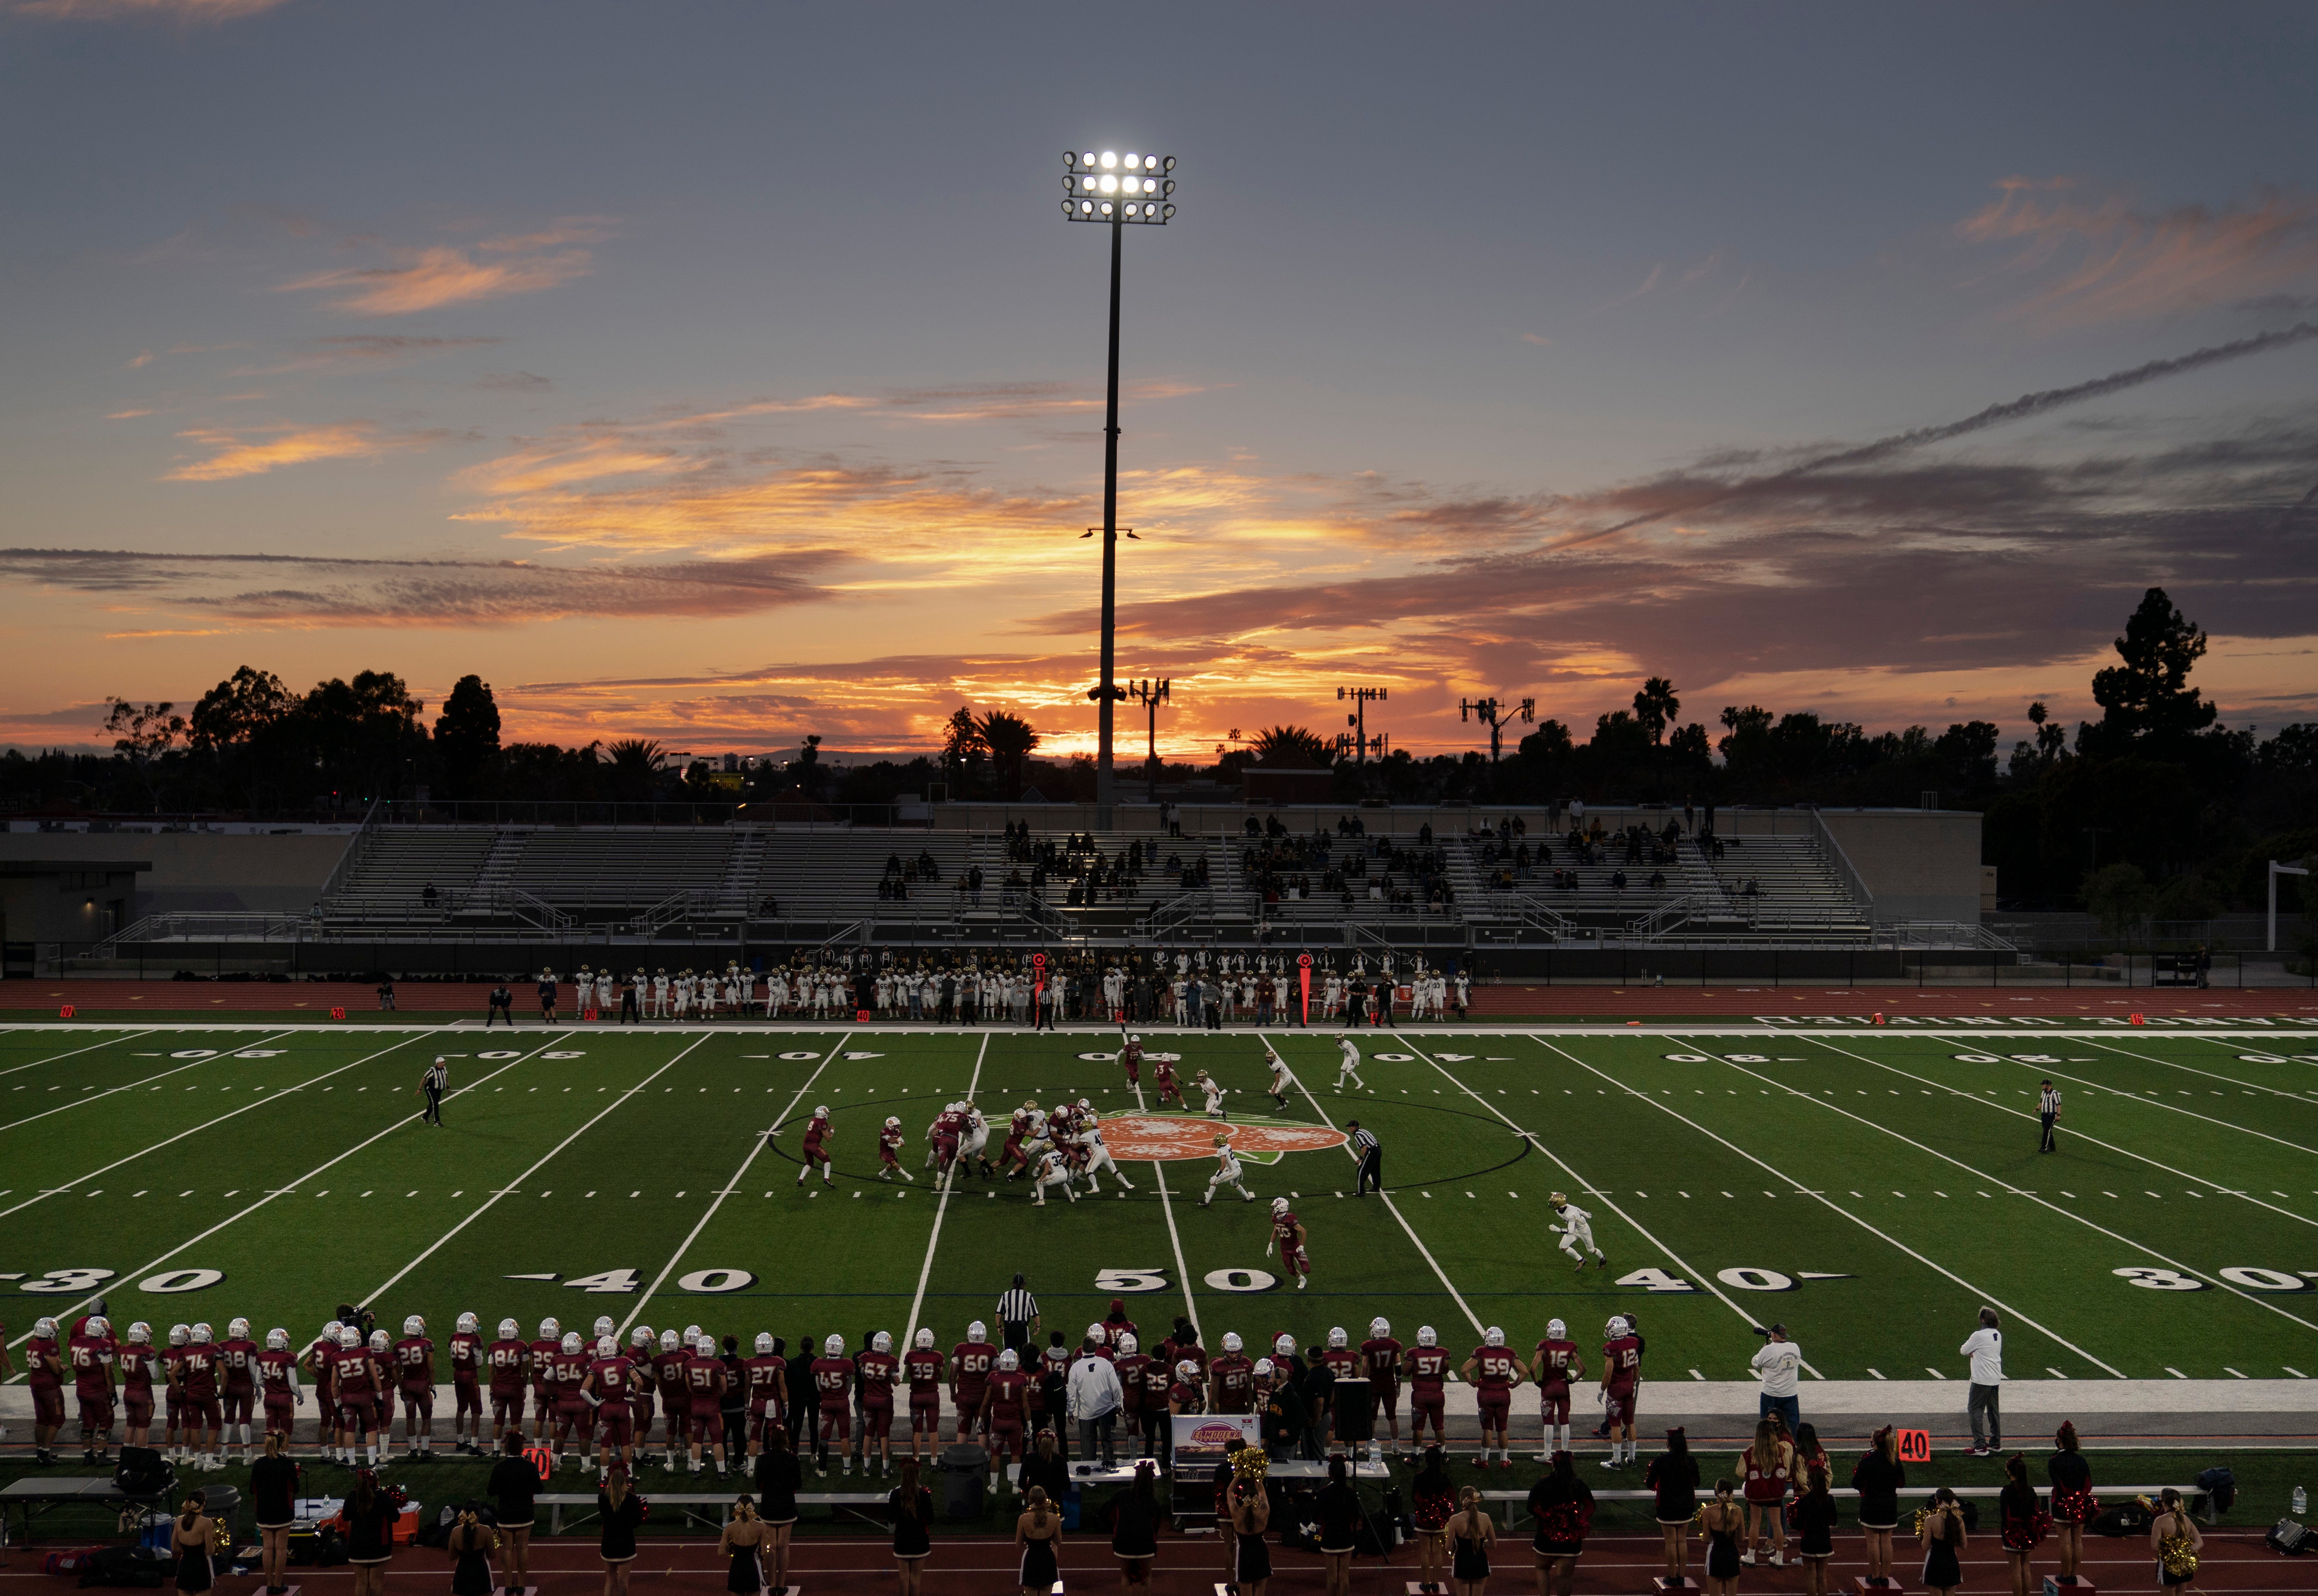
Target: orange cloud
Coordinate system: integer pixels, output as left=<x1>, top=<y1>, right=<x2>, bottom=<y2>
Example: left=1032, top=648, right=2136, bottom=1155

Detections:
left=276, top=220, right=612, bottom=315
left=163, top=421, right=429, bottom=481
left=1960, top=178, right=2318, bottom=324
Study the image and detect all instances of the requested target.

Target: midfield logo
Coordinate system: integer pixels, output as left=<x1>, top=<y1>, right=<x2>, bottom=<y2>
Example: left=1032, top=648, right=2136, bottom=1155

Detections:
left=1098, top=1112, right=1347, bottom=1165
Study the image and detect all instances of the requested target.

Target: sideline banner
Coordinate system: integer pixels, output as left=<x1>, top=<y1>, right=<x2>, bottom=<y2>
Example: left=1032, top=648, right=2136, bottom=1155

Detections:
left=1171, top=1413, right=1261, bottom=1464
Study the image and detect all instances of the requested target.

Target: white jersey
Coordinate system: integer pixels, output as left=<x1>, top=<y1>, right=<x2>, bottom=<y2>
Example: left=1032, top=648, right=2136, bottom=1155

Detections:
left=1340, top=1039, right=1360, bottom=1068
left=1554, top=1203, right=1594, bottom=1237
left=1212, top=1147, right=1243, bottom=1183
left=1200, top=1077, right=1225, bottom=1114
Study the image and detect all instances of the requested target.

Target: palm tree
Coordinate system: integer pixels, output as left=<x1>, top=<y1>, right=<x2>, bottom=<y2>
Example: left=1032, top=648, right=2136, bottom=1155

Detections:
left=977, top=711, right=1041, bottom=799
left=1250, top=725, right=1334, bottom=766
left=1632, top=677, right=1681, bottom=745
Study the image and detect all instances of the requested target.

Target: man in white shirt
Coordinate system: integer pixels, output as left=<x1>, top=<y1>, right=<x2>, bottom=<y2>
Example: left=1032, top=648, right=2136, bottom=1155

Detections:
left=1067, top=1327, right=1125, bottom=1466
left=1749, top=1323, right=1802, bottom=1437
left=1960, top=1307, right=2004, bottom=1455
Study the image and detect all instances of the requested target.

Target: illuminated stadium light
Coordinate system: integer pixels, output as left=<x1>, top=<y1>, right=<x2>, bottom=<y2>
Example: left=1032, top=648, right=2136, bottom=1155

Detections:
left=1061, top=148, right=1175, bottom=225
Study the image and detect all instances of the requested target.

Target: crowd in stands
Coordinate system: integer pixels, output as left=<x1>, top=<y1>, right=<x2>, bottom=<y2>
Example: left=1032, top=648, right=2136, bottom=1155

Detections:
left=1234, top=816, right=1457, bottom=913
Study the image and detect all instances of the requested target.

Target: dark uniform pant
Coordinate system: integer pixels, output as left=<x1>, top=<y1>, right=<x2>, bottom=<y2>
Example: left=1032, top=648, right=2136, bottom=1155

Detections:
left=1356, top=1146, right=1383, bottom=1196
left=423, top=1086, right=444, bottom=1126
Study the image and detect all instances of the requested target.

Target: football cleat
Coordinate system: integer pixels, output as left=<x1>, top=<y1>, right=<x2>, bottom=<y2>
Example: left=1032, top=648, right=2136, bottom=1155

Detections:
left=997, top=1348, right=1019, bottom=1371
left=456, top=1313, right=480, bottom=1335
left=824, top=1333, right=845, bottom=1356
left=593, top=1316, right=615, bottom=1338
left=915, top=1328, right=935, bottom=1350
left=1484, top=1326, right=1505, bottom=1347
left=541, top=1318, right=560, bottom=1338
left=1370, top=1317, right=1392, bottom=1339
left=266, top=1328, right=288, bottom=1351
left=755, top=1333, right=776, bottom=1355
left=228, top=1317, right=251, bottom=1341
left=560, top=1332, right=582, bottom=1354
left=872, top=1332, right=892, bottom=1353
left=1546, top=1318, right=1566, bottom=1341
left=128, top=1322, right=153, bottom=1344
left=596, top=1336, right=616, bottom=1358
left=661, top=1330, right=681, bottom=1351
left=1117, top=1332, right=1138, bottom=1355
left=191, top=1323, right=213, bottom=1343
left=1222, top=1332, right=1243, bottom=1353
left=968, top=1321, right=987, bottom=1343
left=1328, top=1326, right=1348, bottom=1349
left=499, top=1319, right=521, bottom=1340
left=405, top=1316, right=426, bottom=1337
left=1416, top=1325, right=1438, bottom=1348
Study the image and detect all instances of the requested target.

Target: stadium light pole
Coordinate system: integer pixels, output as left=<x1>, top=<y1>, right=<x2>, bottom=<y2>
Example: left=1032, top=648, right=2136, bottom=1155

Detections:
left=1338, top=685, right=1388, bottom=766
left=1063, top=146, right=1176, bottom=825
left=1129, top=678, right=1173, bottom=804
left=1461, top=695, right=1536, bottom=763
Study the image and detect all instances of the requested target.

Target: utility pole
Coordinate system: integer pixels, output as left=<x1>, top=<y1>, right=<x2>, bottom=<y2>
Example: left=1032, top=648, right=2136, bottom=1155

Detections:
left=1337, top=685, right=1388, bottom=765
left=1129, top=678, right=1172, bottom=805
left=1460, top=695, right=1535, bottom=762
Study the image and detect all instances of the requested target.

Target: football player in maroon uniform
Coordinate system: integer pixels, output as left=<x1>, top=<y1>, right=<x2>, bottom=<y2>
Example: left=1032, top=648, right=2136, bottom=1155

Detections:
left=1266, top=1197, right=1312, bottom=1289
left=859, top=1332, right=900, bottom=1476
left=68, top=1314, right=117, bottom=1465
left=877, top=1117, right=914, bottom=1182
left=527, top=1318, right=563, bottom=1444
left=329, top=1323, right=379, bottom=1466
left=178, top=1323, right=224, bottom=1471
left=1405, top=1325, right=1451, bottom=1453
left=652, top=1329, right=693, bottom=1464
left=1463, top=1326, right=1523, bottom=1468
left=742, top=1333, right=787, bottom=1462
left=1529, top=1316, right=1582, bottom=1459
left=1113, top=1331, right=1150, bottom=1451
left=809, top=1333, right=854, bottom=1476
left=1118, top=1030, right=1143, bottom=1086
left=257, top=1328, right=302, bottom=1442
left=119, top=1323, right=159, bottom=1448
left=1360, top=1316, right=1404, bottom=1459
left=217, top=1317, right=259, bottom=1464
left=1100, top=1301, right=1138, bottom=1348
left=1208, top=1333, right=1255, bottom=1414
left=160, top=1326, right=190, bottom=1461
left=1153, top=1053, right=1183, bottom=1107
left=25, top=1316, right=65, bottom=1465
left=393, top=1316, right=438, bottom=1460
left=624, top=1327, right=659, bottom=1463
left=997, top=1103, right=1034, bottom=1180
left=982, top=1348, right=1029, bottom=1489
left=300, top=1324, right=340, bottom=1463
left=795, top=1106, right=835, bottom=1187
left=371, top=1329, right=400, bottom=1440
left=1138, top=1340, right=1175, bottom=1459
left=486, top=1319, right=529, bottom=1447
left=950, top=1323, right=997, bottom=1442
left=448, top=1312, right=484, bottom=1454
left=587, top=1334, right=637, bottom=1481
left=1319, top=1326, right=1365, bottom=1453
left=1599, top=1314, right=1642, bottom=1468
left=902, top=1330, right=944, bottom=1461
left=684, top=1332, right=731, bottom=1477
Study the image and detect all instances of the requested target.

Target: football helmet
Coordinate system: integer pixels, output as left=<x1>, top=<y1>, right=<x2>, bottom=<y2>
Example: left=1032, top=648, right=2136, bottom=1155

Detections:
left=191, top=1323, right=213, bottom=1343
left=1369, top=1317, right=1391, bottom=1339
left=1087, top=1322, right=1109, bottom=1342
left=456, top=1313, right=480, bottom=1335
left=1128, top=1033, right=1141, bottom=1043
left=593, top=1316, right=615, bottom=1338
left=337, top=1325, right=359, bottom=1348
left=1605, top=1316, right=1631, bottom=1339
left=1416, top=1325, right=1438, bottom=1348
left=1253, top=1357, right=1274, bottom=1377
left=1222, top=1332, right=1243, bottom=1353
left=1077, top=1098, right=1090, bottom=1111
left=632, top=1327, right=655, bottom=1348
left=824, top=1333, right=845, bottom=1356
left=405, top=1316, right=426, bottom=1337
left=885, top=1116, right=902, bottom=1129
left=561, top=1332, right=582, bottom=1354
left=128, top=1322, right=153, bottom=1344
left=1484, top=1326, right=1505, bottom=1347
left=266, top=1328, right=289, bottom=1351
left=596, top=1336, right=616, bottom=1358
left=86, top=1316, right=110, bottom=1338
left=968, top=1321, right=988, bottom=1342
left=228, top=1317, right=251, bottom=1341
left=872, top=1332, right=893, bottom=1353
left=1213, top=1133, right=1230, bottom=1148
left=1549, top=1191, right=1569, bottom=1209
left=1023, top=1100, right=1038, bottom=1113
left=813, top=1106, right=829, bottom=1119
left=1546, top=1318, right=1566, bottom=1341
left=756, top=1333, right=776, bottom=1355
left=997, top=1348, right=1019, bottom=1371
left=540, top=1317, right=560, bottom=1338
left=1328, top=1326, right=1348, bottom=1349
left=33, top=1316, right=59, bottom=1339
left=499, top=1319, right=520, bottom=1340
left=661, top=1329, right=681, bottom=1351
left=684, top=1324, right=702, bottom=1345
left=915, top=1328, right=935, bottom=1351
left=1274, top=1333, right=1296, bottom=1357
left=1271, top=1196, right=1290, bottom=1216
left=1117, top=1332, right=1138, bottom=1356
left=369, top=1330, right=391, bottom=1352
left=1175, top=1359, right=1199, bottom=1380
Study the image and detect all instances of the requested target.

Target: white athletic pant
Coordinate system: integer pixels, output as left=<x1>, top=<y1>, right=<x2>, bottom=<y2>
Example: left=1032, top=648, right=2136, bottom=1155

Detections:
left=1205, top=1169, right=1251, bottom=1202
left=1559, top=1222, right=1597, bottom=1257
left=1034, top=1167, right=1076, bottom=1203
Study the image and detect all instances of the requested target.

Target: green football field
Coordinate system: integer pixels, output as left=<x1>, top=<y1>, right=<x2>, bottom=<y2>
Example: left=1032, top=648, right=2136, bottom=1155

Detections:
left=4, top=1021, right=2315, bottom=1384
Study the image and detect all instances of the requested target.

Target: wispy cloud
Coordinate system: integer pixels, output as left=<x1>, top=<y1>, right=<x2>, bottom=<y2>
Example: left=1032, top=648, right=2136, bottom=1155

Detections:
left=1960, top=178, right=2318, bottom=325
left=125, top=350, right=155, bottom=369
left=8, top=0, right=291, bottom=20
left=276, top=219, right=614, bottom=316
left=105, top=408, right=153, bottom=420
left=162, top=421, right=446, bottom=481
left=231, top=333, right=503, bottom=374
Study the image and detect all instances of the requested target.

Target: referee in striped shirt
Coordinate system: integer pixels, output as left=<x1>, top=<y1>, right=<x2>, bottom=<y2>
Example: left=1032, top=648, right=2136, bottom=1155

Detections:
left=1348, top=1121, right=1382, bottom=1196
left=997, top=1274, right=1039, bottom=1355
left=2037, top=1080, right=2061, bottom=1153
left=418, top=1057, right=449, bottom=1126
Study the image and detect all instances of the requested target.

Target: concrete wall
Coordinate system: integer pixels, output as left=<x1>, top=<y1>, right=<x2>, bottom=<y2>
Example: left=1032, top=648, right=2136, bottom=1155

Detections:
left=0, top=831, right=349, bottom=915
left=1817, top=808, right=1983, bottom=922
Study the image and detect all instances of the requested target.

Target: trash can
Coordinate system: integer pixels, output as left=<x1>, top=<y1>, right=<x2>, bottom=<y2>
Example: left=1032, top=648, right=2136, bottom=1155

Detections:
left=202, top=1485, right=243, bottom=1543
left=939, top=1444, right=987, bottom=1518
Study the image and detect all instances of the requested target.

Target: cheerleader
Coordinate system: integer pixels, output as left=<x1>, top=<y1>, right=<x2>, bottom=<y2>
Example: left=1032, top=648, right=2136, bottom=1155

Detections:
left=1918, top=1488, right=1967, bottom=1596
left=1738, top=1416, right=1792, bottom=1566
left=1446, top=1486, right=1495, bottom=1596
left=169, top=1491, right=217, bottom=1596
left=1792, top=1466, right=1837, bottom=1596
left=1528, top=1450, right=1594, bottom=1596
left=1850, top=1425, right=1905, bottom=1582
left=1411, top=1444, right=1456, bottom=1596
left=2045, top=1421, right=2096, bottom=1578
left=1999, top=1453, right=2047, bottom=1596
left=1016, top=1485, right=1063, bottom=1596
left=1226, top=1455, right=1273, bottom=1596
left=1698, top=1478, right=1743, bottom=1596
left=2148, top=1488, right=2204, bottom=1596
left=1645, top=1428, right=1700, bottom=1583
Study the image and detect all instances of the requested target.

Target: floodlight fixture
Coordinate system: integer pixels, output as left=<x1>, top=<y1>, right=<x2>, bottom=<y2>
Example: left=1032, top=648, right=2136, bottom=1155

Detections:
left=1061, top=149, right=1177, bottom=225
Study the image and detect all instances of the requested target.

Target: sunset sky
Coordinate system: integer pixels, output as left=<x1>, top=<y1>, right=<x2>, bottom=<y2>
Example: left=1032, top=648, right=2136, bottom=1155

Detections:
left=5, top=1, right=2316, bottom=766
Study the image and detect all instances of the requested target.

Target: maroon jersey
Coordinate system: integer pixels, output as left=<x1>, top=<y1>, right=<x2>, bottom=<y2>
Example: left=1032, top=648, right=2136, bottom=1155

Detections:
left=1102, top=1316, right=1138, bottom=1349
left=179, top=1343, right=220, bottom=1401
left=904, top=1349, right=943, bottom=1397
left=1321, top=1345, right=1360, bottom=1387
left=393, top=1336, right=434, bottom=1391
left=1210, top=1352, right=1255, bottom=1413
left=1121, top=1039, right=1143, bottom=1076
left=859, top=1348, right=899, bottom=1407
left=1603, top=1334, right=1641, bottom=1393
left=1168, top=1376, right=1200, bottom=1411
left=984, top=1368, right=1027, bottom=1424
left=653, top=1348, right=692, bottom=1402
left=527, top=1338, right=561, bottom=1389
left=1408, top=1346, right=1451, bottom=1396
left=744, top=1354, right=786, bottom=1410
left=219, top=1337, right=258, bottom=1396
left=257, top=1348, right=297, bottom=1395
left=879, top=1126, right=905, bottom=1164
left=1468, top=1344, right=1519, bottom=1392
left=1141, top=1356, right=1173, bottom=1408
left=547, top=1348, right=588, bottom=1403
left=450, top=1332, right=482, bottom=1383
left=306, top=1337, right=338, bottom=1401
left=1271, top=1211, right=1306, bottom=1254
left=589, top=1355, right=635, bottom=1409
left=69, top=1333, right=116, bottom=1396
left=26, top=1334, right=63, bottom=1390
left=1533, top=1338, right=1580, bottom=1392
left=486, top=1338, right=528, bottom=1398
left=1361, top=1336, right=1403, bottom=1390
left=682, top=1351, right=726, bottom=1406
left=809, top=1356, right=852, bottom=1406
left=800, top=1116, right=830, bottom=1156
left=1116, top=1352, right=1150, bottom=1410
left=122, top=1344, right=158, bottom=1399
left=329, top=1344, right=373, bottom=1398
left=951, top=1341, right=997, bottom=1403
left=162, top=1345, right=188, bottom=1399
left=1153, top=1058, right=1177, bottom=1088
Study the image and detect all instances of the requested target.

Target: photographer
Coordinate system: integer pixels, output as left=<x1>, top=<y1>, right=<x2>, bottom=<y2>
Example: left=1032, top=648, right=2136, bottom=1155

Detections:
left=1748, top=1323, right=1802, bottom=1435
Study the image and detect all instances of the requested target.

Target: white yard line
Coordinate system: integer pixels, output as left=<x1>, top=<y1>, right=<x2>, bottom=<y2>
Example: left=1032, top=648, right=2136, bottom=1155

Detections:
left=619, top=1034, right=848, bottom=1337
left=3, top=1032, right=569, bottom=1349
left=1768, top=1037, right=2318, bottom=1336
left=0, top=1028, right=394, bottom=1224
left=2057, top=1039, right=2318, bottom=1151
left=1530, top=1035, right=2123, bottom=1379
left=903, top=1033, right=990, bottom=1347
left=0, top=1029, right=156, bottom=1080
left=0, top=1028, right=301, bottom=1134
left=1262, top=1031, right=1483, bottom=1336
left=360, top=1033, right=715, bottom=1308
left=1130, top=1056, right=1201, bottom=1336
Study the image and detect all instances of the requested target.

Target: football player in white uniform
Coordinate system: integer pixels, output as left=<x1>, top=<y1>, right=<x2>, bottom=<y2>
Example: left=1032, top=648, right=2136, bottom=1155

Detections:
left=1334, top=1036, right=1366, bottom=1091
left=1196, top=1070, right=1227, bottom=1119
left=1549, top=1192, right=1607, bottom=1269
left=1264, top=1047, right=1295, bottom=1110
left=1030, top=1147, right=1078, bottom=1207
left=1200, top=1134, right=1255, bottom=1207
left=1074, top=1117, right=1134, bottom=1194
